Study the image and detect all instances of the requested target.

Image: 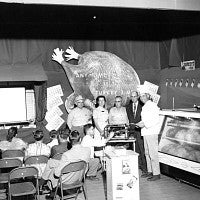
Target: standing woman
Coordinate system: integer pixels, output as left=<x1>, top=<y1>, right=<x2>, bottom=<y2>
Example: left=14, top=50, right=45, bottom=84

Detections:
left=93, top=95, right=109, bottom=140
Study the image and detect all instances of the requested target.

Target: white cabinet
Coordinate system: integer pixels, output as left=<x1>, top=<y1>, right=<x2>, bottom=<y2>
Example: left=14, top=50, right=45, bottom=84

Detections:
left=105, top=150, right=139, bottom=200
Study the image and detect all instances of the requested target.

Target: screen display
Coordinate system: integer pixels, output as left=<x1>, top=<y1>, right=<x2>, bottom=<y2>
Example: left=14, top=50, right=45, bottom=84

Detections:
left=0, top=87, right=27, bottom=123
left=159, top=115, right=200, bottom=163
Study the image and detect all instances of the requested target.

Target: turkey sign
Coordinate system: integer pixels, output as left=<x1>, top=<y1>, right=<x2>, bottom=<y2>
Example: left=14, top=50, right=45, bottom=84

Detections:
left=52, top=47, right=140, bottom=112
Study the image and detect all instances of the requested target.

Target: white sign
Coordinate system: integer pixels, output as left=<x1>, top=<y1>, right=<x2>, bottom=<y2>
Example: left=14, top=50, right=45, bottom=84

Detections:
left=181, top=60, right=195, bottom=71
left=144, top=81, right=159, bottom=95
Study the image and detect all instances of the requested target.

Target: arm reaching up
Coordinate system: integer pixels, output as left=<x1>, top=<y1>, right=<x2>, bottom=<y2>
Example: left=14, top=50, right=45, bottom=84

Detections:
left=52, top=48, right=64, bottom=64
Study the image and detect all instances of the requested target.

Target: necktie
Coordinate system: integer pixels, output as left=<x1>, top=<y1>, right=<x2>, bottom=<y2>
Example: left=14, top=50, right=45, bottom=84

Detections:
left=133, top=103, right=136, bottom=117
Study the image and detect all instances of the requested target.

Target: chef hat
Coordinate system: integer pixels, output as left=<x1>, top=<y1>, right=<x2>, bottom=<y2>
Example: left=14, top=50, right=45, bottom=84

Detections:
left=137, top=85, right=150, bottom=95
left=74, top=95, right=84, bottom=103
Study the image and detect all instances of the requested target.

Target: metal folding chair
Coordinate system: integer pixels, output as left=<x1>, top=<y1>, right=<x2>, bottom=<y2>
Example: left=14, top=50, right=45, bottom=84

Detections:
left=2, top=149, right=25, bottom=161
left=53, top=160, right=88, bottom=200
left=24, top=155, right=49, bottom=178
left=24, top=155, right=49, bottom=165
left=0, top=158, right=22, bottom=184
left=8, top=166, right=39, bottom=200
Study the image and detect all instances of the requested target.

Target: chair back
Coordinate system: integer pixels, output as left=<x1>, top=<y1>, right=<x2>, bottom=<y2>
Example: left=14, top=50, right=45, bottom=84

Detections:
left=61, top=160, right=87, bottom=175
left=52, top=153, right=63, bottom=160
left=9, top=166, right=38, bottom=181
left=2, top=149, right=25, bottom=159
left=0, top=158, right=22, bottom=169
left=24, top=155, right=49, bottom=165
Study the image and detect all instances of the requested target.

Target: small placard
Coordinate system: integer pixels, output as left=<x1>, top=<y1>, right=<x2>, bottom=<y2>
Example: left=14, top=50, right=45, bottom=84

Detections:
left=181, top=60, right=195, bottom=71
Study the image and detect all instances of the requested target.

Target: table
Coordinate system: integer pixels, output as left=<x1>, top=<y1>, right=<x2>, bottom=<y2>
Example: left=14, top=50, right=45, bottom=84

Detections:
left=107, top=138, right=136, bottom=151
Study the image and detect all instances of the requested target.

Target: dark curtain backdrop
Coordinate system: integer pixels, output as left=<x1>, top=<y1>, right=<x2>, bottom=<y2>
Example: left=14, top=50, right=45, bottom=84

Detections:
left=0, top=38, right=200, bottom=121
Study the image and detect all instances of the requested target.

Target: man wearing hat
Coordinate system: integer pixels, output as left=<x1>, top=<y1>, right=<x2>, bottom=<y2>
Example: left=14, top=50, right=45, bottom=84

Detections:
left=135, top=85, right=161, bottom=181
left=67, top=95, right=92, bottom=139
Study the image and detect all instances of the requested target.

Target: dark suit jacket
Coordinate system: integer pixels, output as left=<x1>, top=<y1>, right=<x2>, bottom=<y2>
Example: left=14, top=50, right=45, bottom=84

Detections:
left=126, top=100, right=143, bottom=124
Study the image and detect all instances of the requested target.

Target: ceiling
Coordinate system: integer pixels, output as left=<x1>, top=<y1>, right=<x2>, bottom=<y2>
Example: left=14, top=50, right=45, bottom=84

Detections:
left=1, top=3, right=200, bottom=40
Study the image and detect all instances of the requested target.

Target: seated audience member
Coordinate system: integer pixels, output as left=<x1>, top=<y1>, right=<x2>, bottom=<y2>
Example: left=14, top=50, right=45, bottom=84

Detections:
left=47, top=130, right=59, bottom=149
left=109, top=96, right=129, bottom=125
left=0, top=126, right=27, bottom=151
left=25, top=130, right=50, bottom=158
left=25, top=130, right=51, bottom=177
left=40, top=130, right=91, bottom=199
left=50, top=129, right=72, bottom=158
left=81, top=124, right=114, bottom=180
left=67, top=95, right=92, bottom=139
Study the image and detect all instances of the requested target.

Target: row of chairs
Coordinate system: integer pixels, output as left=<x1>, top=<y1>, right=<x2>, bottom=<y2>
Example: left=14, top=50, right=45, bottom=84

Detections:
left=0, top=150, right=88, bottom=200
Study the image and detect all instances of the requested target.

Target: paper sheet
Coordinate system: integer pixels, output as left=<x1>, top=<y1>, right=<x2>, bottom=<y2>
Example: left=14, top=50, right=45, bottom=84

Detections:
left=45, top=106, right=63, bottom=122
left=47, top=95, right=63, bottom=111
left=45, top=115, right=65, bottom=131
left=47, top=84, right=63, bottom=99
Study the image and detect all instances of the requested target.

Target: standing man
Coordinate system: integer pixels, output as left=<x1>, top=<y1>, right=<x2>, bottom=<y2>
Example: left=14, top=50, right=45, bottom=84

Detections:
left=67, top=95, right=92, bottom=139
left=136, top=85, right=161, bottom=181
left=126, top=91, right=147, bottom=174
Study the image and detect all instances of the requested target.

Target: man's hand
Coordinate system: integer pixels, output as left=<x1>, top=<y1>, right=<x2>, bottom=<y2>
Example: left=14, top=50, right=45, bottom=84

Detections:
left=135, top=121, right=145, bottom=128
left=52, top=48, right=64, bottom=64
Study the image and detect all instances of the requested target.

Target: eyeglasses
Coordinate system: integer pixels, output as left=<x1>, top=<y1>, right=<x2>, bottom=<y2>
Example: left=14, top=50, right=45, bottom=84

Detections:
left=131, top=96, right=138, bottom=98
left=115, top=101, right=122, bottom=102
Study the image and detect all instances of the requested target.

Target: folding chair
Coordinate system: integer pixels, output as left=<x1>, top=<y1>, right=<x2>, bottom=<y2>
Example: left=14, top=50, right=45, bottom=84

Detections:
left=52, top=153, right=63, bottom=160
left=2, top=149, right=25, bottom=161
left=0, top=158, right=22, bottom=184
left=8, top=166, right=39, bottom=200
left=24, top=155, right=49, bottom=165
left=24, top=155, right=49, bottom=178
left=53, top=160, right=88, bottom=200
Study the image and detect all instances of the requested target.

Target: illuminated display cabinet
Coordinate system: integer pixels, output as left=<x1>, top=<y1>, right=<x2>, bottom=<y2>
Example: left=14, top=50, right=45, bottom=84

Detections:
left=159, top=110, right=200, bottom=187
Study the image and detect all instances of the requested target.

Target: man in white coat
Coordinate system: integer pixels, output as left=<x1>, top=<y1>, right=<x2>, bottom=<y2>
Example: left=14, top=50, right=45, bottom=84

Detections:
left=136, top=85, right=161, bottom=181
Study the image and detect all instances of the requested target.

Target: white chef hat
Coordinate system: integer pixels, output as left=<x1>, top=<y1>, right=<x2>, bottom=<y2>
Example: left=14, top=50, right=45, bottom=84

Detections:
left=137, top=85, right=150, bottom=95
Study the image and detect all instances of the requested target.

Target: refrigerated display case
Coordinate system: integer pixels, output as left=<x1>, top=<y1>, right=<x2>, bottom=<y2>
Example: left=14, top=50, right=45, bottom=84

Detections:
left=159, top=109, right=200, bottom=187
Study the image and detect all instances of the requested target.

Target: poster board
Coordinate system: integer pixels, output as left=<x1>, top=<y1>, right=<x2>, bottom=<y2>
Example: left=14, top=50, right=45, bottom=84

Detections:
left=0, top=87, right=27, bottom=123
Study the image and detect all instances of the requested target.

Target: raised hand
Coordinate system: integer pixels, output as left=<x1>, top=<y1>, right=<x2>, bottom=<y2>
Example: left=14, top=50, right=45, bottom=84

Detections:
left=52, top=48, right=64, bottom=64
left=65, top=46, right=79, bottom=61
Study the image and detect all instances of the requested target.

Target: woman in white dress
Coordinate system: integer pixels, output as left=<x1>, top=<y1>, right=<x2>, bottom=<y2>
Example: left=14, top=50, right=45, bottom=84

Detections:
left=93, top=96, right=109, bottom=158
left=93, top=95, right=109, bottom=140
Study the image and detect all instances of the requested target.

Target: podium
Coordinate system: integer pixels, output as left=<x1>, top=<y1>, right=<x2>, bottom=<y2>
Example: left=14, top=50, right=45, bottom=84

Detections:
left=105, top=150, right=139, bottom=200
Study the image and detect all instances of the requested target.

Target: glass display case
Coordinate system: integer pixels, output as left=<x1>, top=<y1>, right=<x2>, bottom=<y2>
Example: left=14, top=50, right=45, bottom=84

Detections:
left=159, top=110, right=200, bottom=176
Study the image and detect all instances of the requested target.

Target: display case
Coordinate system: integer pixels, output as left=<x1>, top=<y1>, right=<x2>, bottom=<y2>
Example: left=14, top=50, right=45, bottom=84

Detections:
left=158, top=110, right=200, bottom=187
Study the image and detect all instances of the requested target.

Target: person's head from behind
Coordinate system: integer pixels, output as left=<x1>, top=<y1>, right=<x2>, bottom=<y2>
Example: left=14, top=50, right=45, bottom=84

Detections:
left=58, top=129, right=70, bottom=144
left=115, top=96, right=122, bottom=108
left=83, top=124, right=94, bottom=137
left=7, top=127, right=18, bottom=142
left=95, top=95, right=106, bottom=108
left=69, top=130, right=81, bottom=145
left=49, top=130, right=58, bottom=140
left=33, top=129, right=44, bottom=142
